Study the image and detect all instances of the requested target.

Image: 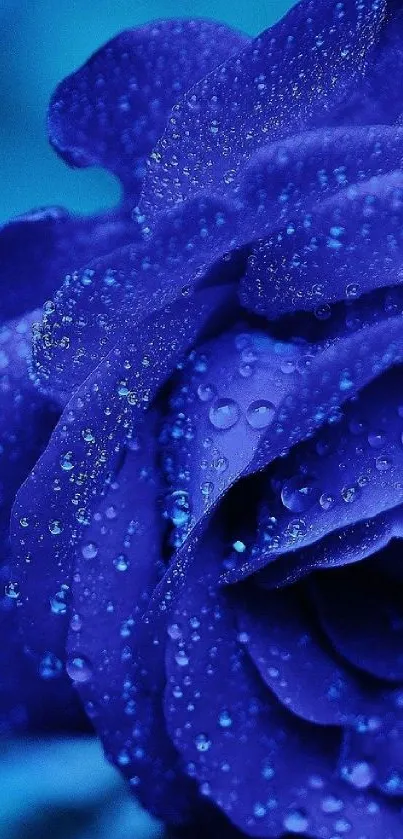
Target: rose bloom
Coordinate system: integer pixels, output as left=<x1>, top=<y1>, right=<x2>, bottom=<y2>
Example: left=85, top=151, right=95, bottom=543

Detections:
left=2, top=1, right=403, bottom=837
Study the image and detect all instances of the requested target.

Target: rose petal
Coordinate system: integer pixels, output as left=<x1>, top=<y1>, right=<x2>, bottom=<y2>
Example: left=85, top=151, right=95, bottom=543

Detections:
left=0, top=208, right=131, bottom=321
left=141, top=0, right=387, bottom=222
left=49, top=20, right=249, bottom=199
left=241, top=172, right=403, bottom=319
left=161, top=326, right=303, bottom=549
left=33, top=196, right=238, bottom=397
left=34, top=126, right=403, bottom=398
left=0, top=314, right=84, bottom=731
left=314, top=561, right=403, bottom=682
left=11, top=288, right=229, bottom=668
left=237, top=585, right=389, bottom=727
left=64, top=418, right=196, bottom=822
left=164, top=566, right=402, bottom=837
left=239, top=367, right=403, bottom=581
left=255, top=506, right=403, bottom=589
left=342, top=715, right=403, bottom=799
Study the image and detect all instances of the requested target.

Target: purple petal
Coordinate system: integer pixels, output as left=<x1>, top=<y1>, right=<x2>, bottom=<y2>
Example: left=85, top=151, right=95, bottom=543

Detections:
left=332, top=7, right=403, bottom=126
left=161, top=326, right=303, bottom=549
left=315, top=561, right=403, bottom=682
left=237, top=586, right=389, bottom=727
left=342, top=715, right=403, bottom=798
left=157, top=315, right=403, bottom=602
left=33, top=196, right=238, bottom=397
left=141, top=0, right=387, bottom=222
left=49, top=20, right=249, bottom=199
left=241, top=172, right=403, bottom=319
left=243, top=368, right=403, bottom=580
left=164, top=565, right=402, bottom=837
left=0, top=207, right=131, bottom=321
left=64, top=417, right=196, bottom=822
left=256, top=506, right=403, bottom=589
left=35, top=126, right=403, bottom=398
left=0, top=313, right=83, bottom=731
left=11, top=288, right=228, bottom=669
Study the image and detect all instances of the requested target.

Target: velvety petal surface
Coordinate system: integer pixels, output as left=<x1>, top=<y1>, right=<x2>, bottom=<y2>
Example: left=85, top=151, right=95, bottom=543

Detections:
left=241, top=172, right=403, bottom=320
left=0, top=313, right=84, bottom=731
left=237, top=586, right=391, bottom=727
left=64, top=418, right=196, bottom=823
left=164, top=566, right=403, bottom=837
left=11, top=287, right=229, bottom=669
left=49, top=20, right=249, bottom=199
left=141, top=0, right=387, bottom=221
left=161, top=326, right=303, bottom=548
left=0, top=207, right=131, bottom=321
left=244, top=367, right=403, bottom=581
left=315, top=562, right=403, bottom=681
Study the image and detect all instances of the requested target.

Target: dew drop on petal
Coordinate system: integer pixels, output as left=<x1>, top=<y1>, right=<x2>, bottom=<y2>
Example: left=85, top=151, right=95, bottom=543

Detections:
left=246, top=399, right=275, bottom=429
left=281, top=475, right=319, bottom=512
left=283, top=809, right=309, bottom=833
left=209, top=399, right=240, bottom=430
left=81, top=541, right=98, bottom=560
left=66, top=654, right=93, bottom=683
left=195, top=733, right=211, bottom=752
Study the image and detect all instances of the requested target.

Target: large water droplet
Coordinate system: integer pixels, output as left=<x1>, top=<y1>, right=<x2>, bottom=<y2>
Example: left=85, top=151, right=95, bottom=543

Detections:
left=246, top=400, right=275, bottom=429
left=283, top=809, right=309, bottom=833
left=342, top=760, right=375, bottom=790
left=81, top=541, right=98, bottom=560
left=60, top=452, right=74, bottom=471
left=66, top=654, right=93, bottom=683
left=39, top=652, right=63, bottom=681
left=50, top=586, right=69, bottom=615
left=167, top=490, right=191, bottom=528
left=5, top=582, right=20, bottom=600
left=281, top=475, right=319, bottom=512
left=209, top=399, right=240, bottom=430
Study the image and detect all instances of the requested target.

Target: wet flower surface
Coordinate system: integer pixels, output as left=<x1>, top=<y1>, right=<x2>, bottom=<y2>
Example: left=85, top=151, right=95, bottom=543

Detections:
left=2, top=2, right=403, bottom=837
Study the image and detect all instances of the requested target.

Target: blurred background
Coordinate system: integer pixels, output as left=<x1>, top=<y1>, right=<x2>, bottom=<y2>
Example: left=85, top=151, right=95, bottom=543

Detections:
left=0, top=1, right=292, bottom=837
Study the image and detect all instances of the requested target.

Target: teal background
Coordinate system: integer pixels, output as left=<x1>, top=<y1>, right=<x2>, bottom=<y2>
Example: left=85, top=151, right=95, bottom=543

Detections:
left=0, top=0, right=292, bottom=224
left=0, top=1, right=294, bottom=837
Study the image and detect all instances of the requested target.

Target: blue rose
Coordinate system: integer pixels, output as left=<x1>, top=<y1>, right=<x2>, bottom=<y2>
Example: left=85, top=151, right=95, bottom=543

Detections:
left=3, top=2, right=403, bottom=837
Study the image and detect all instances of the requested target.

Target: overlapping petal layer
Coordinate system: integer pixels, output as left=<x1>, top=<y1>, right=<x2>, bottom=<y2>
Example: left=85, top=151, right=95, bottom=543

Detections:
left=49, top=20, right=249, bottom=198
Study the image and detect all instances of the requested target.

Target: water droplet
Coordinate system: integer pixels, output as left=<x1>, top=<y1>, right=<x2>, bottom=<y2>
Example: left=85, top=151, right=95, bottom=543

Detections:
left=209, top=399, right=240, bottom=430
left=246, top=400, right=275, bottom=429
left=341, top=485, right=360, bottom=504
left=167, top=490, right=191, bottom=528
left=60, top=452, right=74, bottom=471
left=175, top=650, right=189, bottom=667
left=195, top=733, right=211, bottom=752
left=197, top=383, right=216, bottom=402
left=114, top=553, right=129, bottom=572
left=375, top=455, right=392, bottom=471
left=39, top=652, right=63, bottom=680
left=82, top=428, right=95, bottom=443
left=281, top=475, right=319, bottom=512
left=218, top=709, right=233, bottom=728
left=368, top=430, right=385, bottom=449
left=321, top=794, right=344, bottom=813
left=283, top=809, right=309, bottom=833
left=66, top=654, right=93, bottom=683
left=232, top=540, right=246, bottom=553
left=81, top=541, right=98, bottom=560
left=319, top=492, right=335, bottom=510
left=285, top=518, right=307, bottom=540
left=49, top=519, right=63, bottom=535
left=5, top=582, right=20, bottom=600
left=342, top=760, right=375, bottom=790
left=50, top=587, right=69, bottom=615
